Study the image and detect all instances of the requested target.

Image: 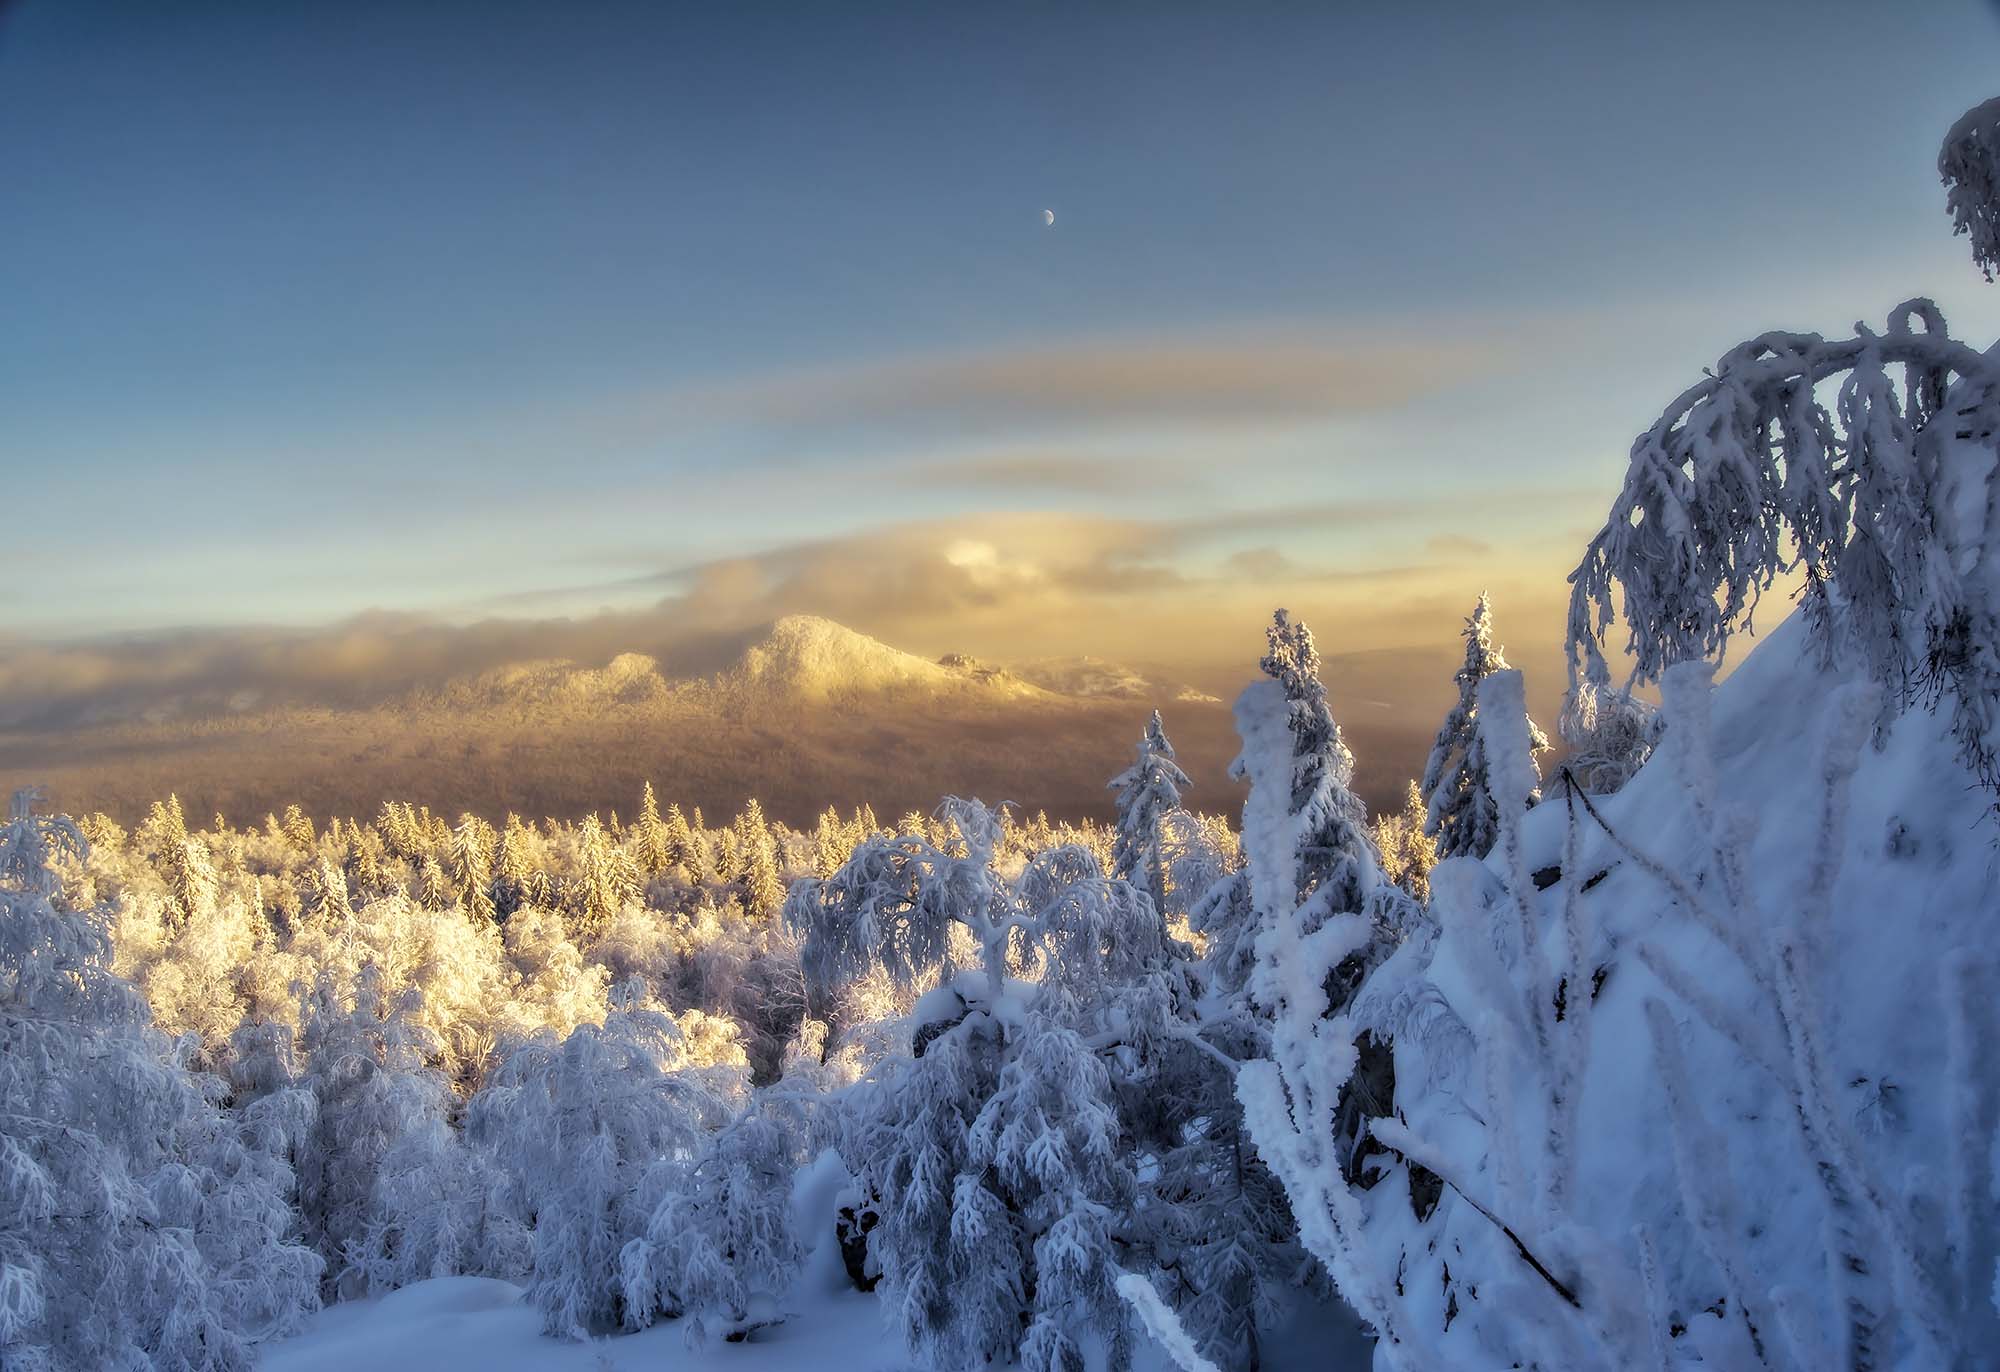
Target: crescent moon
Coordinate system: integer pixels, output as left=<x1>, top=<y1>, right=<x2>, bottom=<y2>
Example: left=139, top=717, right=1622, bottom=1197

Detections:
left=1043, top=209, right=1055, bottom=226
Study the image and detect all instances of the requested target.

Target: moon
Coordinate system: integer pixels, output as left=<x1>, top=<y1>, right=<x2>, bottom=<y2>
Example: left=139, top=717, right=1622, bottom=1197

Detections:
left=1043, top=208, right=1055, bottom=227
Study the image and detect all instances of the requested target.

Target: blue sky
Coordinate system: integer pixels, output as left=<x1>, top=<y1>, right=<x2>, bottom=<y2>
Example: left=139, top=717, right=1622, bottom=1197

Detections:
left=6, top=0, right=2000, bottom=674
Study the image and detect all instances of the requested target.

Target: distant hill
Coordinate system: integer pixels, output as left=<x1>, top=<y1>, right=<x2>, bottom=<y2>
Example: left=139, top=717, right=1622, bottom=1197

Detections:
left=0, top=616, right=1460, bottom=827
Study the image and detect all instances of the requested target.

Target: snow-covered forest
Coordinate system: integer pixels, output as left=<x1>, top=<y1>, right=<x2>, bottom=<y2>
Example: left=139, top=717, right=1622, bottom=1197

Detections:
left=9, top=86, right=2000, bottom=1372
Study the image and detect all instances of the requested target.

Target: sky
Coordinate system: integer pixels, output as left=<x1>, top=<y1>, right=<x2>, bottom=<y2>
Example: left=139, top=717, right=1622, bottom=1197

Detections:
left=6, top=0, right=2000, bottom=695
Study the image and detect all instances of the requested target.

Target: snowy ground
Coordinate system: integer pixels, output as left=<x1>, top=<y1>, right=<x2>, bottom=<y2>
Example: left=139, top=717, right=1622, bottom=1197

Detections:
left=263, top=1275, right=895, bottom=1372
left=263, top=1277, right=1373, bottom=1372
left=265, top=1252, right=1371, bottom=1372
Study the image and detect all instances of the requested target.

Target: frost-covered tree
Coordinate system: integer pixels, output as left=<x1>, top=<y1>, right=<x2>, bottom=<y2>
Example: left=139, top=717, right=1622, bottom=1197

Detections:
left=1252, top=610, right=1377, bottom=935
left=142, top=793, right=216, bottom=930
left=493, top=813, right=534, bottom=919
left=343, top=819, right=385, bottom=902
left=1100, top=816, right=1308, bottom=1372
left=1226, top=609, right=1410, bottom=1267
left=971, top=999, right=1134, bottom=1372
left=810, top=806, right=849, bottom=878
left=468, top=982, right=746, bottom=1338
left=1110, top=710, right=1192, bottom=918
left=117, top=875, right=261, bottom=1074
left=618, top=1108, right=802, bottom=1346
left=568, top=813, right=633, bottom=942
left=451, top=813, right=496, bottom=924
left=1941, top=95, right=2000, bottom=280
left=1420, top=594, right=1548, bottom=859
left=632, top=782, right=670, bottom=877
left=738, top=799, right=785, bottom=919
left=0, top=789, right=320, bottom=1369
left=1371, top=782, right=1438, bottom=902
left=350, top=1095, right=525, bottom=1294
left=301, top=855, right=351, bottom=923
left=1129, top=1034, right=1307, bottom=1372
left=786, top=799, right=1017, bottom=1008
left=1565, top=296, right=2000, bottom=798
left=288, top=964, right=456, bottom=1294
left=1567, top=95, right=2000, bottom=802
left=794, top=802, right=1170, bottom=1372
left=281, top=804, right=317, bottom=858
left=1241, top=611, right=1401, bottom=1102
left=416, top=853, right=450, bottom=912
left=662, top=802, right=699, bottom=882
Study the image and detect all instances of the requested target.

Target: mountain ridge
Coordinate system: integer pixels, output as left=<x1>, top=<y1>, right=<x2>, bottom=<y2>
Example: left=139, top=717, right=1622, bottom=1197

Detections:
left=0, top=614, right=1449, bottom=826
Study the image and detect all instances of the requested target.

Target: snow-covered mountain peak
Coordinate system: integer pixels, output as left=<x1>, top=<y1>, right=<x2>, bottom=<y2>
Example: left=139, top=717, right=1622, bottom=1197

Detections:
left=719, top=615, right=961, bottom=701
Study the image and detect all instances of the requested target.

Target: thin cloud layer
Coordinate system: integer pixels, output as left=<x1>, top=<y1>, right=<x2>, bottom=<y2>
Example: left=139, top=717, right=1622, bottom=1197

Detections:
left=0, top=497, right=1581, bottom=738
left=612, top=331, right=1509, bottom=445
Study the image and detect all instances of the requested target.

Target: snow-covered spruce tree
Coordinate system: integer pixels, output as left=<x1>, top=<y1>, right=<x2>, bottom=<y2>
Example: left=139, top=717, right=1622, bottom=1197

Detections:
left=632, top=782, right=670, bottom=877
left=1012, top=837, right=1292, bottom=1372
left=492, top=812, right=534, bottom=919
left=789, top=802, right=1156, bottom=1372
left=617, top=1108, right=803, bottom=1346
left=280, top=804, right=317, bottom=860
left=416, top=853, right=450, bottom=912
left=451, top=813, right=496, bottom=924
left=1252, top=611, right=1376, bottom=932
left=566, top=813, right=633, bottom=943
left=0, top=789, right=320, bottom=1370
left=1108, top=846, right=1315, bottom=1372
left=342, top=819, right=385, bottom=904
left=300, top=855, right=350, bottom=924
left=971, top=990, right=1135, bottom=1372
left=662, top=802, right=698, bottom=883
left=349, top=1085, right=525, bottom=1294
left=139, top=793, right=214, bottom=932
left=1232, top=679, right=1578, bottom=1366
left=737, top=799, right=786, bottom=919
left=1371, top=781, right=1438, bottom=902
left=1110, top=709, right=1193, bottom=918
left=466, top=979, right=747, bottom=1338
left=810, top=806, right=849, bottom=879
left=1421, top=594, right=1548, bottom=859
left=289, top=964, right=458, bottom=1295
left=1239, top=610, right=1402, bottom=1185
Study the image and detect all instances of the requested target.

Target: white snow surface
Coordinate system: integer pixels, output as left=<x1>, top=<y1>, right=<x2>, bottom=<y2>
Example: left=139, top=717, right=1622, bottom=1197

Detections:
left=264, top=1278, right=1368, bottom=1372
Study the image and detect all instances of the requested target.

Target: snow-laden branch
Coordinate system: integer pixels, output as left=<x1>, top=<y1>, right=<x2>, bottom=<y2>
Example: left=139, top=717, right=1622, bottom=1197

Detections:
left=1942, top=96, right=2000, bottom=281
left=1565, top=301, right=2000, bottom=794
left=1116, top=1272, right=1224, bottom=1372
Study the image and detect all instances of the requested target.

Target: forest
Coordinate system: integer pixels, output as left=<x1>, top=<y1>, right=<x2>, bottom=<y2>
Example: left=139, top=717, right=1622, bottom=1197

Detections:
left=7, top=79, right=2000, bottom=1372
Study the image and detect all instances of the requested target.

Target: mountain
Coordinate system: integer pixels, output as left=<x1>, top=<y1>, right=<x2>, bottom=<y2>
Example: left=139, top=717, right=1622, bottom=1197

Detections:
left=0, top=616, right=1452, bottom=827
left=711, top=615, right=1050, bottom=705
